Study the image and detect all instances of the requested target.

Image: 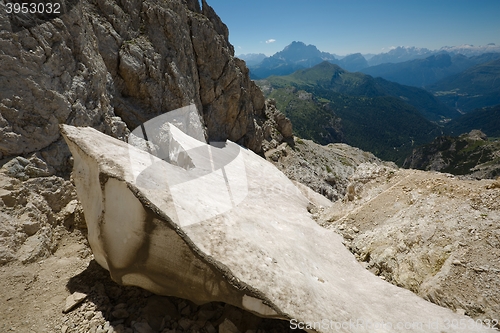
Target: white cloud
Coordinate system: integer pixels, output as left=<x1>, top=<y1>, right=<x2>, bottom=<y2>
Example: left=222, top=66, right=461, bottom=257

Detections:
left=266, top=39, right=276, bottom=44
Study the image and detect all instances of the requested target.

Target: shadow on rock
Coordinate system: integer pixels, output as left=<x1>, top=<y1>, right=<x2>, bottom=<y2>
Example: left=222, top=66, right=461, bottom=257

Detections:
left=66, top=260, right=303, bottom=333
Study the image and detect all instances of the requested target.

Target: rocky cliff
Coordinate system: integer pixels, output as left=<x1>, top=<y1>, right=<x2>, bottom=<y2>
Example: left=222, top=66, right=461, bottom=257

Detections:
left=0, top=0, right=283, bottom=174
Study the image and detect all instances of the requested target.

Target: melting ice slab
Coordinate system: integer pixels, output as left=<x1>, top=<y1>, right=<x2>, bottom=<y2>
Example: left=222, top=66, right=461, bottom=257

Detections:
left=61, top=123, right=492, bottom=333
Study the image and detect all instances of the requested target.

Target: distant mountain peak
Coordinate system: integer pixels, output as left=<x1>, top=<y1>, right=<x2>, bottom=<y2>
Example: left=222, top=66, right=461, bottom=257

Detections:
left=284, top=41, right=309, bottom=49
left=275, top=41, right=329, bottom=61
left=249, top=42, right=369, bottom=78
left=237, top=53, right=267, bottom=66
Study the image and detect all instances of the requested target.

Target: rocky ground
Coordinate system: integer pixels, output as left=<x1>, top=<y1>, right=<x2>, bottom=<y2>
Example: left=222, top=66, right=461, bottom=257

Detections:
left=264, top=136, right=395, bottom=202
left=319, top=163, right=500, bottom=327
left=2, top=156, right=500, bottom=331
left=0, top=229, right=301, bottom=333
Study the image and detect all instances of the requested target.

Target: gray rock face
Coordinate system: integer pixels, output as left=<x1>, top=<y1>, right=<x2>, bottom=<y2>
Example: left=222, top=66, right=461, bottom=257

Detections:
left=61, top=123, right=491, bottom=333
left=0, top=3, right=128, bottom=158
left=0, top=171, right=82, bottom=265
left=1, top=0, right=270, bottom=170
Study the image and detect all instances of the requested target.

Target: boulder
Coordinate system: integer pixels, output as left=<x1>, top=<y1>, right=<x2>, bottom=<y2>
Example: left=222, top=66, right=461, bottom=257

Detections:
left=61, top=123, right=490, bottom=332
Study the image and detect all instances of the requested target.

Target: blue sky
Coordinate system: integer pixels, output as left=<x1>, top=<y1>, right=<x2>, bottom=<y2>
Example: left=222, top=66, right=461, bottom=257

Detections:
left=206, top=0, right=500, bottom=56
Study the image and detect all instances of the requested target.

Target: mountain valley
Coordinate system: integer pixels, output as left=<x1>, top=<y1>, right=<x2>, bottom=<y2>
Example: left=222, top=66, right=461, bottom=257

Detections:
left=256, top=62, right=456, bottom=164
left=429, top=58, right=500, bottom=112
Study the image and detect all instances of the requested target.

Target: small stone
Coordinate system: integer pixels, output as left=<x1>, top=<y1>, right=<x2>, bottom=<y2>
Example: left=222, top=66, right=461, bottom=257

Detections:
left=108, top=286, right=123, bottom=300
left=63, top=292, right=87, bottom=313
left=178, top=318, right=193, bottom=331
left=21, top=218, right=41, bottom=236
left=352, top=226, right=359, bottom=233
left=114, top=325, right=132, bottom=333
left=85, top=311, right=95, bottom=320
left=344, top=233, right=354, bottom=241
left=307, top=202, right=315, bottom=213
left=114, top=303, right=127, bottom=310
left=61, top=325, right=69, bottom=333
left=197, top=309, right=216, bottom=323
left=205, top=322, right=217, bottom=333
left=180, top=305, right=191, bottom=316
left=455, top=308, right=466, bottom=316
left=95, top=326, right=108, bottom=333
left=111, top=308, right=129, bottom=319
left=0, top=191, right=16, bottom=207
left=132, top=322, right=155, bottom=333
left=452, top=259, right=462, bottom=266
left=219, top=318, right=239, bottom=333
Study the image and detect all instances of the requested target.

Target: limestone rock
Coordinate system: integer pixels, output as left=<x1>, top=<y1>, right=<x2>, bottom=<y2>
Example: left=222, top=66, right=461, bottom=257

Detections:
left=61, top=123, right=489, bottom=333
left=63, top=292, right=87, bottom=314
left=20, top=214, right=41, bottom=236
left=1, top=0, right=270, bottom=171
left=0, top=171, right=78, bottom=264
left=265, top=137, right=389, bottom=201
left=16, top=227, right=53, bottom=264
left=264, top=100, right=293, bottom=140
left=321, top=167, right=500, bottom=322
left=0, top=3, right=128, bottom=159
left=1, top=155, right=52, bottom=180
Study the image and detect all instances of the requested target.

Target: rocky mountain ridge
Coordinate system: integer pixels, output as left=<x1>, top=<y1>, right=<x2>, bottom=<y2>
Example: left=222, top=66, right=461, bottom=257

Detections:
left=404, top=130, right=500, bottom=179
left=0, top=0, right=291, bottom=172
left=244, top=42, right=500, bottom=79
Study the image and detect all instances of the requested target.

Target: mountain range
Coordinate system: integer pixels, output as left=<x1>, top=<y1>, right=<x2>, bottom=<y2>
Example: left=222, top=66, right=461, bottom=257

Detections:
left=241, top=41, right=500, bottom=81
left=237, top=53, right=267, bottom=66
left=360, top=52, right=500, bottom=87
left=245, top=41, right=371, bottom=79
